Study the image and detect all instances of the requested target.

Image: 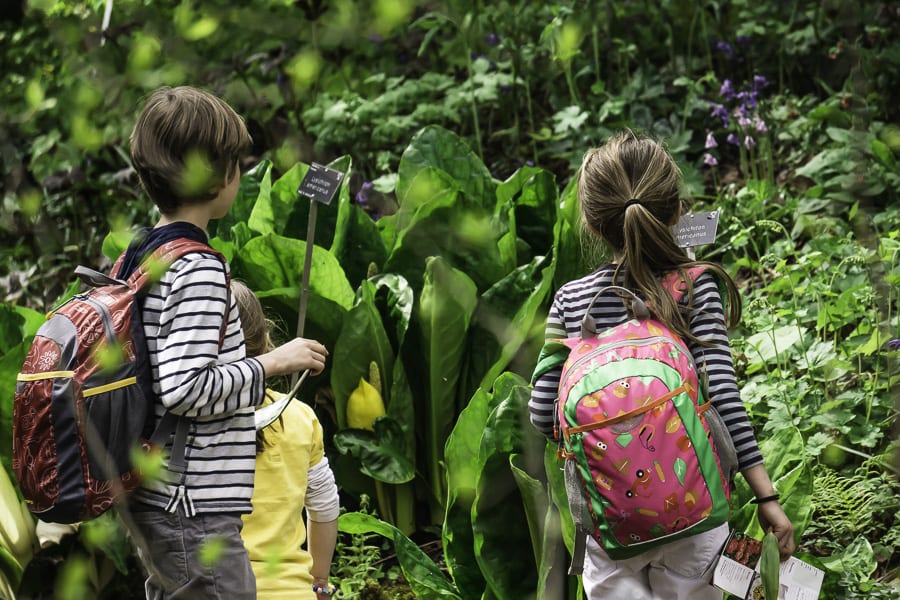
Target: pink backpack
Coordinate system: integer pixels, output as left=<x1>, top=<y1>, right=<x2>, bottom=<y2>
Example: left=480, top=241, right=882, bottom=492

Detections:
left=533, top=268, right=737, bottom=567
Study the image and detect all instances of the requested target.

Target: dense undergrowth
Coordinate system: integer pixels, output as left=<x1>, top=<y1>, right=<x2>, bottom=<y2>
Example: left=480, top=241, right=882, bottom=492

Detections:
left=0, top=1, right=898, bottom=598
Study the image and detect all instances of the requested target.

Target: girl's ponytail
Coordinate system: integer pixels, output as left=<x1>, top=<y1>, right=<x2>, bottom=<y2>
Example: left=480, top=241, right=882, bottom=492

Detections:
left=578, top=130, right=742, bottom=342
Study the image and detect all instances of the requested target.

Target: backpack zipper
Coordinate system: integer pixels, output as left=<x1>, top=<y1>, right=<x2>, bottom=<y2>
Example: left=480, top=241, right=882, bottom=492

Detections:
left=559, top=332, right=695, bottom=391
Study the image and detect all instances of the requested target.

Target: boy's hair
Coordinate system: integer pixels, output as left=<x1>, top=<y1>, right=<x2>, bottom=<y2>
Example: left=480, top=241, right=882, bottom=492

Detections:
left=577, top=130, right=741, bottom=343
left=130, top=86, right=252, bottom=215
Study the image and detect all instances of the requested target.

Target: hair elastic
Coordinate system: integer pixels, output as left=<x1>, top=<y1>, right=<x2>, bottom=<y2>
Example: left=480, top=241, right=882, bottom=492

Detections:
left=751, top=494, right=780, bottom=505
left=623, top=198, right=642, bottom=210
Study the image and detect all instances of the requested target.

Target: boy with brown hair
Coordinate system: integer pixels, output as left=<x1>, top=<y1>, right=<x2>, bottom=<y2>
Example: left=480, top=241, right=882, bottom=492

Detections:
left=123, top=86, right=329, bottom=599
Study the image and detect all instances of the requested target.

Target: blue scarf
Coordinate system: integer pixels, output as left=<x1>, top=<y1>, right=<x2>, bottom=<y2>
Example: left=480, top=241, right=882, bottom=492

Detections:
left=116, top=222, right=209, bottom=280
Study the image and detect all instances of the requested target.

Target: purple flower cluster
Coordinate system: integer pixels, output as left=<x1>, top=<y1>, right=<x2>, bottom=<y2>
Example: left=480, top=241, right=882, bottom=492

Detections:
left=355, top=181, right=381, bottom=220
left=704, top=73, right=770, bottom=164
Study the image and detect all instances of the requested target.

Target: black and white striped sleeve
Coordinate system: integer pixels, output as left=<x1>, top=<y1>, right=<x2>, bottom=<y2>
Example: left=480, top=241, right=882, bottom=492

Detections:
left=686, top=272, right=763, bottom=470
left=528, top=294, right=566, bottom=438
left=146, top=253, right=265, bottom=418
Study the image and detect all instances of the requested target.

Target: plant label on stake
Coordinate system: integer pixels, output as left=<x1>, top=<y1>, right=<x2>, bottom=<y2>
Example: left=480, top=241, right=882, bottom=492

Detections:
left=291, top=162, right=345, bottom=390
left=673, top=210, right=720, bottom=259
left=297, top=162, right=345, bottom=206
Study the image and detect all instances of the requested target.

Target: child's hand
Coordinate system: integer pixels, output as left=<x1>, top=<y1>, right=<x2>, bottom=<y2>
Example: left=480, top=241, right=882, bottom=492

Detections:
left=257, top=337, right=328, bottom=377
left=287, top=337, right=329, bottom=375
left=757, top=501, right=795, bottom=560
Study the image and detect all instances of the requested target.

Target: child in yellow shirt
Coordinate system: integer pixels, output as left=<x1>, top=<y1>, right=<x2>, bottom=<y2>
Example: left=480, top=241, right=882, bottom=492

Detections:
left=232, top=281, right=340, bottom=599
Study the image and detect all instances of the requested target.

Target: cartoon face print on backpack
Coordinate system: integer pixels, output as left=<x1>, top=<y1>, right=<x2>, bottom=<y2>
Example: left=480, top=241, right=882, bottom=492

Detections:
left=590, top=440, right=608, bottom=461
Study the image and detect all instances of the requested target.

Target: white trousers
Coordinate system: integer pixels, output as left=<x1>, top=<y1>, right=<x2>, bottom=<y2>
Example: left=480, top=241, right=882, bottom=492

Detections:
left=582, top=523, right=729, bottom=600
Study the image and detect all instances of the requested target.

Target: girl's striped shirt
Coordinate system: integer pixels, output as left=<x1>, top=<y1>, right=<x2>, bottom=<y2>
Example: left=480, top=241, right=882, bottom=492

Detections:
left=529, top=266, right=763, bottom=471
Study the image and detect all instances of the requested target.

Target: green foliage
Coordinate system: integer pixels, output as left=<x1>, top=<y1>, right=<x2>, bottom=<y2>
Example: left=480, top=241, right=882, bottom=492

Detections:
left=0, top=0, right=898, bottom=597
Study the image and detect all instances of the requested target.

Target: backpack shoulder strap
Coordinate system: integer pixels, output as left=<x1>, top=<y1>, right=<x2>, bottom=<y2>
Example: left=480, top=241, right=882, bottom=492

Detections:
left=531, top=339, right=570, bottom=382
left=125, top=238, right=228, bottom=290
left=662, top=266, right=728, bottom=312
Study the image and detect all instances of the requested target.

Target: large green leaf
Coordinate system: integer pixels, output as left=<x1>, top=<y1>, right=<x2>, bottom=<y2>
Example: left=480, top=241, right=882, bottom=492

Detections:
left=370, top=273, right=414, bottom=351
left=330, top=196, right=388, bottom=289
left=211, top=159, right=271, bottom=240
left=0, top=305, right=24, bottom=356
left=552, top=176, right=599, bottom=289
left=332, top=417, right=414, bottom=483
left=249, top=162, right=304, bottom=237
left=743, top=325, right=805, bottom=373
left=419, top=257, right=478, bottom=508
left=339, top=512, right=461, bottom=599
left=732, top=427, right=814, bottom=540
left=331, top=280, right=395, bottom=429
left=472, top=374, right=540, bottom=598
left=538, top=441, right=578, bottom=599
left=385, top=356, right=416, bottom=472
left=510, top=453, right=549, bottom=568
left=443, top=385, right=498, bottom=598
left=459, top=254, right=555, bottom=406
left=232, top=233, right=353, bottom=352
left=233, top=233, right=354, bottom=308
left=385, top=192, right=512, bottom=293
left=497, top=166, right=559, bottom=260
left=397, top=125, right=496, bottom=210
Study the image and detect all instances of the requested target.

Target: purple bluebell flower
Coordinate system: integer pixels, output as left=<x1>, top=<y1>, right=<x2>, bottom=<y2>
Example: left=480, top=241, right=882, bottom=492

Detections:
left=736, top=35, right=752, bottom=46
left=525, top=160, right=535, bottom=167
left=703, top=153, right=718, bottom=166
left=355, top=181, right=373, bottom=206
left=738, top=115, right=752, bottom=128
left=719, top=79, right=735, bottom=100
left=744, top=136, right=756, bottom=149
left=485, top=33, right=500, bottom=47
left=727, top=133, right=740, bottom=146
left=737, top=90, right=758, bottom=109
left=705, top=132, right=718, bottom=149
left=754, top=115, right=768, bottom=133
left=888, top=338, right=900, bottom=350
left=710, top=103, right=729, bottom=128
left=715, top=40, right=734, bottom=60
left=753, top=75, right=769, bottom=90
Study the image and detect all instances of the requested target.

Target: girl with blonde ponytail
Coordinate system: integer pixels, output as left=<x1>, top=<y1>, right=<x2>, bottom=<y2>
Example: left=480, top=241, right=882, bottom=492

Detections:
left=529, top=130, right=793, bottom=599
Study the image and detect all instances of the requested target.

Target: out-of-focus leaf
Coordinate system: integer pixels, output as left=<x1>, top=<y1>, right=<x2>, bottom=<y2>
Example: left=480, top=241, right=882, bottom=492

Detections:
left=760, top=531, right=780, bottom=600
left=396, top=125, right=495, bottom=210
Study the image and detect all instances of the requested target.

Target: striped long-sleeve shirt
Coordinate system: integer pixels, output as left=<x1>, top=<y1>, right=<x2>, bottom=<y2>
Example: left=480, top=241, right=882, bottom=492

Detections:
left=131, top=252, right=266, bottom=516
left=528, top=265, right=763, bottom=471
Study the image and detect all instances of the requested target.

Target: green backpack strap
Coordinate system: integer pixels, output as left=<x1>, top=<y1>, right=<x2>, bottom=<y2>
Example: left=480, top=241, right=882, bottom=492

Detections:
left=531, top=339, right=570, bottom=383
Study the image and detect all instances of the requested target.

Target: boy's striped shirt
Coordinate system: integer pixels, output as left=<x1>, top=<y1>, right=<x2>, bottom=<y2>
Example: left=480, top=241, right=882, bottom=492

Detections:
left=131, top=252, right=265, bottom=516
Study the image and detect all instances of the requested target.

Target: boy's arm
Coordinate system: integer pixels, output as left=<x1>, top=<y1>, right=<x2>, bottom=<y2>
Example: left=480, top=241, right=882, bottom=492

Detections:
left=152, top=254, right=265, bottom=418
